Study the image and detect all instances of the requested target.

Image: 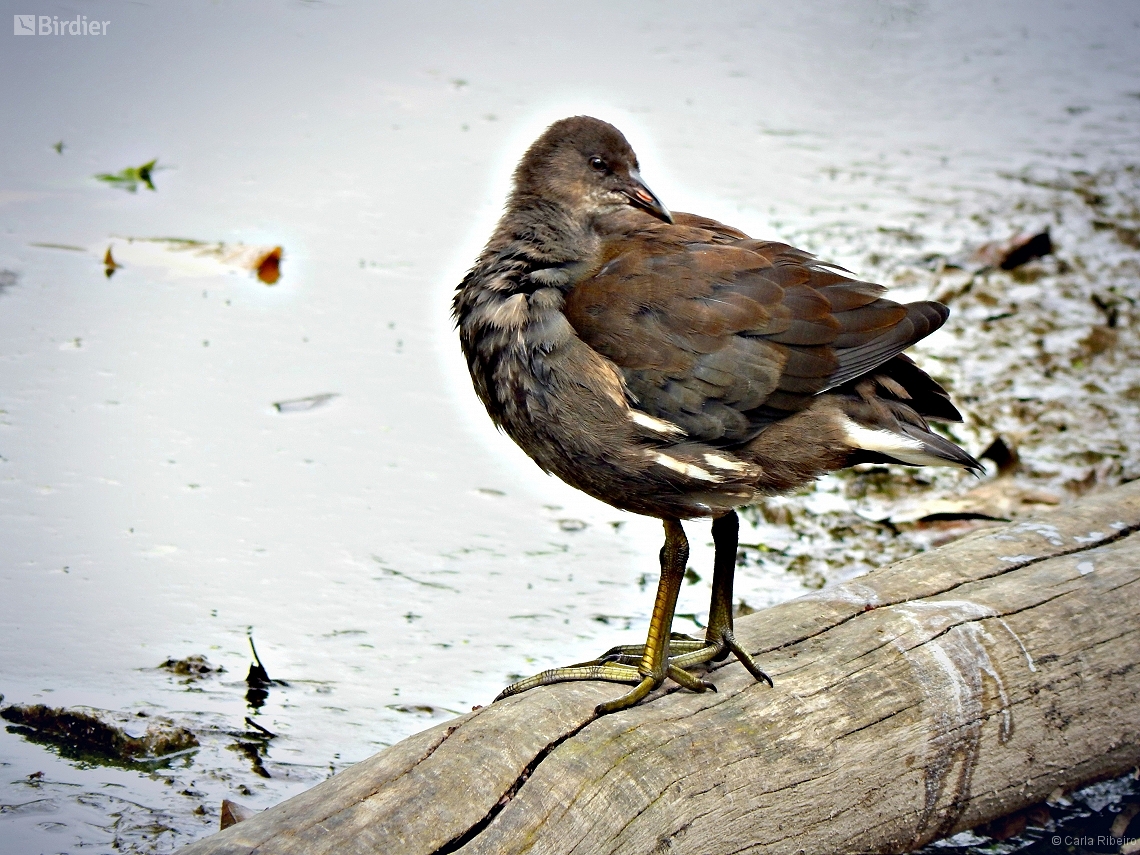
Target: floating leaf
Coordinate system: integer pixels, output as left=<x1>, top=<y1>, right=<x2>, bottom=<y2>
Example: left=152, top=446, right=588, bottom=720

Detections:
left=255, top=246, right=282, bottom=284
left=95, top=158, right=159, bottom=192
left=103, top=245, right=119, bottom=278
left=31, top=236, right=284, bottom=283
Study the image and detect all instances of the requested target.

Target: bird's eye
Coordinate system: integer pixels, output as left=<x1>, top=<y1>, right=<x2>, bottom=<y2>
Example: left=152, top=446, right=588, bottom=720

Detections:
left=588, top=156, right=607, bottom=172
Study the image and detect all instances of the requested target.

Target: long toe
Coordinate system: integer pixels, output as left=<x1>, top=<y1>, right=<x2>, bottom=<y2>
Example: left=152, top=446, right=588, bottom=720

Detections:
left=722, top=630, right=774, bottom=687
left=494, top=662, right=646, bottom=701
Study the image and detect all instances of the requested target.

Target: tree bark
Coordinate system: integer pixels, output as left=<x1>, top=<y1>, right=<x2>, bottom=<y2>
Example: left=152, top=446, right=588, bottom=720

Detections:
left=179, top=480, right=1140, bottom=855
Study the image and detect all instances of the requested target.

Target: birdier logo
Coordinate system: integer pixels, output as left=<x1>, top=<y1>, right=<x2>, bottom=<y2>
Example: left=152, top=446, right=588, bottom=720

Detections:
left=13, top=15, right=110, bottom=35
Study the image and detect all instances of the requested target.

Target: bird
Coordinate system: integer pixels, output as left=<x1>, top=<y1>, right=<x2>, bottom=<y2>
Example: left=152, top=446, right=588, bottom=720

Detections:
left=452, top=116, right=980, bottom=715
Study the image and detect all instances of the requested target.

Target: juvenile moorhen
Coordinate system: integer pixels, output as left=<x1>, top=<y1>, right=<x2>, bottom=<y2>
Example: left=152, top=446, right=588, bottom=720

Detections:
left=453, top=116, right=980, bottom=714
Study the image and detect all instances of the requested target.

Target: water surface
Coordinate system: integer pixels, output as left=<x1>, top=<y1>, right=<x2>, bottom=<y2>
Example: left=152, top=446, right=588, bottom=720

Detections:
left=1, top=2, right=1138, bottom=851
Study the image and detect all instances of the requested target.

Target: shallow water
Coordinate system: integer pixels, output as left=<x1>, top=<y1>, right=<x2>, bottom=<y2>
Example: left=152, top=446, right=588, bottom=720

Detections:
left=1, top=1, right=1138, bottom=852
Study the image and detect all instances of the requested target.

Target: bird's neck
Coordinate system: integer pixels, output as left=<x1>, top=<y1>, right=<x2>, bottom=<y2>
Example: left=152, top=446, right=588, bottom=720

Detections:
left=451, top=200, right=596, bottom=305
left=491, top=195, right=599, bottom=266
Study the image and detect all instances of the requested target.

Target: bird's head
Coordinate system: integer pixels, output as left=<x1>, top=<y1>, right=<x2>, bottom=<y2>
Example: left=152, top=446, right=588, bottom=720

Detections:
left=512, top=116, right=673, bottom=225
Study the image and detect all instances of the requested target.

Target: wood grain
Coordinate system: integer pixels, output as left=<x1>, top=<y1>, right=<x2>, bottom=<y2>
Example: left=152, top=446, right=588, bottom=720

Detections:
left=179, top=479, right=1140, bottom=855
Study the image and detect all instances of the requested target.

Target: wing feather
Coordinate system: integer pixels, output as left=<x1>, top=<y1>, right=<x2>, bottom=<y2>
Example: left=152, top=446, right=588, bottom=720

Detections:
left=563, top=214, right=949, bottom=447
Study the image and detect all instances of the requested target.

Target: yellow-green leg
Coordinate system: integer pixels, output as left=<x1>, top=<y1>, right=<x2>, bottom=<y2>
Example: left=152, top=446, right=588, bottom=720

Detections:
left=707, top=511, right=772, bottom=684
left=493, top=512, right=769, bottom=714
left=495, top=518, right=713, bottom=714
left=670, top=511, right=772, bottom=684
left=595, top=518, right=706, bottom=713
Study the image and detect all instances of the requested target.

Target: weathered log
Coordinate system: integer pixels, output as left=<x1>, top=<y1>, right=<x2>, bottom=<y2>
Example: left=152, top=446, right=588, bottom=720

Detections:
left=180, top=480, right=1140, bottom=855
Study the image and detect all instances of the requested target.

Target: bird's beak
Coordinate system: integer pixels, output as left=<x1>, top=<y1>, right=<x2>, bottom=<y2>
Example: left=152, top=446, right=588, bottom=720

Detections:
left=623, top=171, right=674, bottom=224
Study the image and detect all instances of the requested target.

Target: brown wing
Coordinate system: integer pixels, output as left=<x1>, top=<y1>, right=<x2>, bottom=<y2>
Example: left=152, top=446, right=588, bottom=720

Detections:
left=563, top=213, right=948, bottom=446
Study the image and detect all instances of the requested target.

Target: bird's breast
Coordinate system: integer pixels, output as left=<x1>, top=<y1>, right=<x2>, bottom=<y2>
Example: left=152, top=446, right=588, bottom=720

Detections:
left=457, top=279, right=760, bottom=519
left=461, top=282, right=625, bottom=428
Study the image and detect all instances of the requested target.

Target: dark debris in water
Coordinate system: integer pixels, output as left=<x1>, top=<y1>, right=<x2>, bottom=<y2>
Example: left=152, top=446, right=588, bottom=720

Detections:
left=980, top=436, right=1020, bottom=476
left=103, top=245, right=120, bottom=278
left=245, top=632, right=288, bottom=711
left=913, top=770, right=1140, bottom=855
left=0, top=703, right=198, bottom=767
left=220, top=799, right=258, bottom=830
left=272, top=393, right=339, bottom=413
left=159, top=654, right=226, bottom=681
left=971, top=229, right=1055, bottom=271
left=227, top=741, right=271, bottom=778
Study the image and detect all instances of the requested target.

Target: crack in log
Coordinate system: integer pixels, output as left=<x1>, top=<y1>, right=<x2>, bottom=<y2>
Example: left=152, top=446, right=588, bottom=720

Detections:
left=1089, top=624, right=1140, bottom=651
left=416, top=722, right=464, bottom=769
left=352, top=724, right=463, bottom=812
left=429, top=712, right=599, bottom=854
left=761, top=782, right=903, bottom=852
left=586, top=785, right=676, bottom=855
left=781, top=591, right=1067, bottom=698
left=551, top=529, right=1140, bottom=851
left=654, top=774, right=835, bottom=855
left=934, top=524, right=1140, bottom=597
left=836, top=704, right=908, bottom=739
left=717, top=525, right=1140, bottom=678
left=563, top=712, right=744, bottom=854
left=572, top=700, right=837, bottom=853
left=528, top=697, right=762, bottom=855
left=720, top=762, right=822, bottom=800
left=561, top=740, right=668, bottom=855
left=596, top=527, right=1140, bottom=719
left=243, top=718, right=470, bottom=853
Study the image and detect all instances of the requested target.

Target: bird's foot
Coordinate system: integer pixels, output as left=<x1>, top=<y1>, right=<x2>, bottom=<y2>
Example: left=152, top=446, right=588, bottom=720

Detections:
left=493, top=633, right=719, bottom=713
left=669, top=628, right=773, bottom=687
left=592, top=631, right=707, bottom=665
left=495, top=661, right=645, bottom=701
left=595, top=630, right=772, bottom=687
left=493, top=631, right=770, bottom=713
left=494, top=662, right=696, bottom=714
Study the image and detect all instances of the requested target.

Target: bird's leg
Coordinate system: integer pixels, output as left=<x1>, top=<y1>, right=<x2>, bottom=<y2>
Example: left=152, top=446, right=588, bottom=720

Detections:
left=595, top=518, right=710, bottom=713
left=669, top=511, right=773, bottom=686
left=494, top=518, right=713, bottom=714
left=562, top=512, right=772, bottom=688
left=706, top=510, right=739, bottom=652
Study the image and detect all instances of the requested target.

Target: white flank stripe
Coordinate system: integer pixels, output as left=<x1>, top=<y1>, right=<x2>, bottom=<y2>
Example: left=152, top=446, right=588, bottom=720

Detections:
left=840, top=415, right=952, bottom=467
left=651, top=452, right=720, bottom=482
left=630, top=410, right=686, bottom=436
left=841, top=417, right=923, bottom=453
left=703, top=452, right=750, bottom=473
